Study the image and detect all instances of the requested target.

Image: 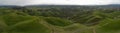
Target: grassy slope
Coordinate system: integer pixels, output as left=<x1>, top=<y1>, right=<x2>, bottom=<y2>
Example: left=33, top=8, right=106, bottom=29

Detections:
left=0, top=8, right=120, bottom=33
left=0, top=11, right=84, bottom=33
left=0, top=13, right=51, bottom=33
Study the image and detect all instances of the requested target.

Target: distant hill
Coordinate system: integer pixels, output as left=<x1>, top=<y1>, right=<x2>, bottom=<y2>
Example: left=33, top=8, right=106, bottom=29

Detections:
left=23, top=4, right=120, bottom=9
left=95, top=4, right=120, bottom=8
left=0, top=5, right=20, bottom=8
left=0, top=4, right=120, bottom=8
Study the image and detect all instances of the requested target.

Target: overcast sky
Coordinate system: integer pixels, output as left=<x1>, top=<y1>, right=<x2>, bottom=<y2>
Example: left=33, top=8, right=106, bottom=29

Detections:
left=0, top=0, right=120, bottom=5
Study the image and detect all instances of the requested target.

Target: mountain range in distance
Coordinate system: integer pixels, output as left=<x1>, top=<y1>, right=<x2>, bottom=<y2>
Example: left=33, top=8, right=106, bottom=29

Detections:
left=0, top=4, right=120, bottom=8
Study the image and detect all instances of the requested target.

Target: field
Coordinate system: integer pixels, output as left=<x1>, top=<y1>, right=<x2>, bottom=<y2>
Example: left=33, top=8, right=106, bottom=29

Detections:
left=0, top=5, right=120, bottom=33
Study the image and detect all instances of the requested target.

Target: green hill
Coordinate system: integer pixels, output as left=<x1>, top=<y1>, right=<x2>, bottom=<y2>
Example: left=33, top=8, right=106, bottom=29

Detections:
left=0, top=7, right=120, bottom=33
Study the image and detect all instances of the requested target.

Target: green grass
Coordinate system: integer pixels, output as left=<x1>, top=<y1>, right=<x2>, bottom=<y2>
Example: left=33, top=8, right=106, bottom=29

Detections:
left=0, top=13, right=51, bottom=33
left=1, top=8, right=120, bottom=33
left=44, top=17, right=73, bottom=27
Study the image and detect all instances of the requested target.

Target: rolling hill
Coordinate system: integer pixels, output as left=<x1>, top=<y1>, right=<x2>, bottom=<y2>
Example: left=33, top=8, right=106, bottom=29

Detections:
left=0, top=5, right=120, bottom=33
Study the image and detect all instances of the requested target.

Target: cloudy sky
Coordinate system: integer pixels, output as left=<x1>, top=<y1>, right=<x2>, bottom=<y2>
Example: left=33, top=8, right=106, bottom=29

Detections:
left=0, top=0, right=120, bottom=5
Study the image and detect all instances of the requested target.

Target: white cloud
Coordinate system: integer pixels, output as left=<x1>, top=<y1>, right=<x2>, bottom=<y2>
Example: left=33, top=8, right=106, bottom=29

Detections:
left=0, top=0, right=120, bottom=5
left=0, top=0, right=30, bottom=5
